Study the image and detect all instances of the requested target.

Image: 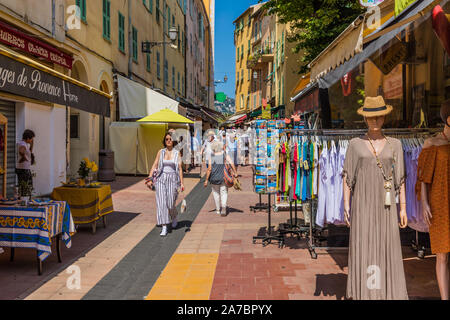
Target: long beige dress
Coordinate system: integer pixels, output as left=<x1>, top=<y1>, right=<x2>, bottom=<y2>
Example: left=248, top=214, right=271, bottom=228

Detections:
left=343, top=137, right=408, bottom=300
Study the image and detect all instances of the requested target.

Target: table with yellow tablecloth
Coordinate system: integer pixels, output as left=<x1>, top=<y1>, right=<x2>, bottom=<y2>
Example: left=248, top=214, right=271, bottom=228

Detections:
left=51, top=185, right=114, bottom=229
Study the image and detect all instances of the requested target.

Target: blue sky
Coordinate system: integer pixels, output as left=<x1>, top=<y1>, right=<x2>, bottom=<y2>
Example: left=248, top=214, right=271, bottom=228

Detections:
left=214, top=0, right=261, bottom=99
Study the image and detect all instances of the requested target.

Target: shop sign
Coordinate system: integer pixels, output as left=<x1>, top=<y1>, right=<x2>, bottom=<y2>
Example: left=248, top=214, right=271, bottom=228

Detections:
left=359, top=0, right=385, bottom=7
left=262, top=103, right=271, bottom=119
left=0, top=53, right=109, bottom=117
left=383, top=64, right=403, bottom=99
left=370, top=38, right=408, bottom=75
left=0, top=21, right=73, bottom=69
left=395, top=0, right=416, bottom=17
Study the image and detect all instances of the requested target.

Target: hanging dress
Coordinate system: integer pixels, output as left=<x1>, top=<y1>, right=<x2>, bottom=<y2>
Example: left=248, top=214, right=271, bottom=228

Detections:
left=344, top=137, right=408, bottom=300
left=416, top=145, right=450, bottom=254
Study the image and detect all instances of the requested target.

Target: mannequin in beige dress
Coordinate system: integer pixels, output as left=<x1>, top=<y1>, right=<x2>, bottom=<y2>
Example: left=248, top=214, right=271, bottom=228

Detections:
left=343, top=96, right=408, bottom=300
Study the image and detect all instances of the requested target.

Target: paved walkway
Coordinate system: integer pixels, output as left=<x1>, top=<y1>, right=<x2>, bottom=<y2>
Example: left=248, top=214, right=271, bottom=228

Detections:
left=10, top=166, right=441, bottom=300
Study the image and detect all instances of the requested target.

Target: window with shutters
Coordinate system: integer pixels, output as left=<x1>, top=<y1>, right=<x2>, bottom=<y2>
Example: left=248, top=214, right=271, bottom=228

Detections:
left=118, top=12, right=125, bottom=53
left=103, top=0, right=111, bottom=41
left=172, top=66, right=175, bottom=89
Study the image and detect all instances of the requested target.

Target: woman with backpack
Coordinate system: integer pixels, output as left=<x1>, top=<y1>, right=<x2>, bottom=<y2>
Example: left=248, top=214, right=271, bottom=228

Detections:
left=204, top=141, right=237, bottom=216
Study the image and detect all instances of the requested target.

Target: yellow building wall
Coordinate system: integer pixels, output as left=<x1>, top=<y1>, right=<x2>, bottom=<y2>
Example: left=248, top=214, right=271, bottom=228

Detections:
left=234, top=10, right=253, bottom=113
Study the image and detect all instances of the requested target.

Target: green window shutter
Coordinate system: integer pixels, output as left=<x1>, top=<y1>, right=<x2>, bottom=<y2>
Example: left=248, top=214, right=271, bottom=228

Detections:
left=76, top=0, right=86, bottom=22
left=164, top=60, right=168, bottom=85
left=149, top=0, right=153, bottom=13
left=103, top=0, right=111, bottom=40
left=146, top=53, right=151, bottom=72
left=132, top=27, right=138, bottom=62
left=156, top=52, right=161, bottom=78
left=177, top=72, right=180, bottom=92
left=241, top=45, right=243, bottom=59
left=156, top=0, right=160, bottom=22
left=167, top=7, right=171, bottom=33
left=278, top=79, right=281, bottom=105
left=172, top=67, right=175, bottom=89
left=118, top=12, right=125, bottom=52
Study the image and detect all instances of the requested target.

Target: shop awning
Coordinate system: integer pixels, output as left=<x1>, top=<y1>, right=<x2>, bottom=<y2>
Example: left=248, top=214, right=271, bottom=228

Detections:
left=227, top=113, right=246, bottom=122
left=309, top=15, right=365, bottom=81
left=235, top=114, right=247, bottom=124
left=249, top=107, right=262, bottom=118
left=0, top=46, right=111, bottom=117
left=116, top=74, right=179, bottom=119
left=201, top=107, right=223, bottom=125
left=137, top=109, right=194, bottom=124
left=318, top=0, right=447, bottom=89
left=291, top=73, right=311, bottom=97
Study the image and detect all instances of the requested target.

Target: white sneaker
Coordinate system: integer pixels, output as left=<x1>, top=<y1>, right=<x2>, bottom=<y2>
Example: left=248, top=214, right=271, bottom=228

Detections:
left=171, top=218, right=178, bottom=229
left=160, top=225, right=168, bottom=237
left=216, top=210, right=221, bottom=215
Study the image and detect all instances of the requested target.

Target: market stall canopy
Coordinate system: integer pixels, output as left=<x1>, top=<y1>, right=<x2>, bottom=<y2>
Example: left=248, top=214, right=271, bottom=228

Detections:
left=116, top=74, right=179, bottom=119
left=137, top=108, right=194, bottom=124
left=318, top=0, right=448, bottom=89
left=309, top=15, right=365, bottom=81
left=0, top=46, right=111, bottom=117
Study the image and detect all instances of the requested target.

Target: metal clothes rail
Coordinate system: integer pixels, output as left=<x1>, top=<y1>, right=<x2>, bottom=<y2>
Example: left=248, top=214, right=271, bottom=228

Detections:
left=277, top=128, right=437, bottom=259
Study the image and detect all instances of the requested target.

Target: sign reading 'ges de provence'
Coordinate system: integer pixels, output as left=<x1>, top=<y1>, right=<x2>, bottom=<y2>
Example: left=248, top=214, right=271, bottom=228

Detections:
left=0, top=53, right=110, bottom=117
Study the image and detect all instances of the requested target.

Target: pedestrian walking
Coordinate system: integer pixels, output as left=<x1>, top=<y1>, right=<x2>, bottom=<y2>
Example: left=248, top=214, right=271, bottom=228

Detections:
left=146, top=132, right=185, bottom=237
left=16, top=129, right=35, bottom=197
left=201, top=132, right=215, bottom=170
left=226, top=130, right=238, bottom=166
left=204, top=141, right=237, bottom=216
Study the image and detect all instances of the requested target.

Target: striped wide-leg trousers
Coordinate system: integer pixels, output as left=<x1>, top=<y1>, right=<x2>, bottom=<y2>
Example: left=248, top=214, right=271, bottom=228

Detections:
left=155, top=172, right=179, bottom=225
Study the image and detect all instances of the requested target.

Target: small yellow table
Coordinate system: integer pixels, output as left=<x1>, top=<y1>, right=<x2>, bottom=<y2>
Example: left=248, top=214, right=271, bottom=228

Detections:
left=51, top=185, right=114, bottom=234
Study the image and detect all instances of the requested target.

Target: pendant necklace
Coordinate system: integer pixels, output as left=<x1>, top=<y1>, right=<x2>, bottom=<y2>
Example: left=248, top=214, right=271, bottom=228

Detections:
left=367, top=135, right=396, bottom=207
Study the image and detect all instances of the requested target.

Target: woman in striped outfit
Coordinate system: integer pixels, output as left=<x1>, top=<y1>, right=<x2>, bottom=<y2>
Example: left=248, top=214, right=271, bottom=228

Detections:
left=146, top=132, right=185, bottom=236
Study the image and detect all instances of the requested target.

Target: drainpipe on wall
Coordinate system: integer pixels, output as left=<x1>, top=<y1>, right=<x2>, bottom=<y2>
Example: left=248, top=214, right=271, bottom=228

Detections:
left=51, top=0, right=56, bottom=37
left=128, top=0, right=133, bottom=79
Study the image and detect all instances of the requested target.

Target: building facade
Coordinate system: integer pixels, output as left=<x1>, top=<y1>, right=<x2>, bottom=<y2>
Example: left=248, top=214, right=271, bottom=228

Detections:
left=186, top=0, right=210, bottom=108
left=234, top=3, right=303, bottom=118
left=0, top=0, right=110, bottom=196
left=233, top=4, right=262, bottom=114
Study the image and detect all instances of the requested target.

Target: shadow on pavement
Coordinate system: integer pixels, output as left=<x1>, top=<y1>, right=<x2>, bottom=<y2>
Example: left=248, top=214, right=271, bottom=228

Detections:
left=0, top=211, right=139, bottom=300
left=314, top=273, right=348, bottom=300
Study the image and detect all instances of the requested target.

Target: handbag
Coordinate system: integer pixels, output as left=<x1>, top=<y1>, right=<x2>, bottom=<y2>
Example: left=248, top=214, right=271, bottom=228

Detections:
left=223, top=155, right=234, bottom=188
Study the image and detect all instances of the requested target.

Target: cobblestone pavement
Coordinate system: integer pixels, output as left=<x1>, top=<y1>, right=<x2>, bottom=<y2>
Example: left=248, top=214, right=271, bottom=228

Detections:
left=1, top=166, right=441, bottom=300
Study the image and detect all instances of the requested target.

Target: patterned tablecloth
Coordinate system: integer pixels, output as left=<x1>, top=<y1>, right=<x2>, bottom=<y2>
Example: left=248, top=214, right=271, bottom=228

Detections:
left=51, top=185, right=114, bottom=224
left=0, top=201, right=75, bottom=261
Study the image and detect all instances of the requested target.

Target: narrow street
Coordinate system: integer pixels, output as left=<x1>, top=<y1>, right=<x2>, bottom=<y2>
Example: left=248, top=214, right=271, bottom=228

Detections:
left=1, top=166, right=440, bottom=300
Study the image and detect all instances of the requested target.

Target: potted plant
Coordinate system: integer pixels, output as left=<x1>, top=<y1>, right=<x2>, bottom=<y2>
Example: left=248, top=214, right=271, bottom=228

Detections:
left=78, top=158, right=98, bottom=186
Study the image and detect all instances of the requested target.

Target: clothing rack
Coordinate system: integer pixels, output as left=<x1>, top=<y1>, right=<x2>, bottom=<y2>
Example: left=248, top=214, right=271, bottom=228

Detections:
left=278, top=127, right=437, bottom=259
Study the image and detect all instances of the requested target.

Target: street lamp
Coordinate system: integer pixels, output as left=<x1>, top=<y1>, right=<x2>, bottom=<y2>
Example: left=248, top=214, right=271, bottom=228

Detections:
left=141, top=27, right=179, bottom=53
left=168, top=27, right=178, bottom=42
